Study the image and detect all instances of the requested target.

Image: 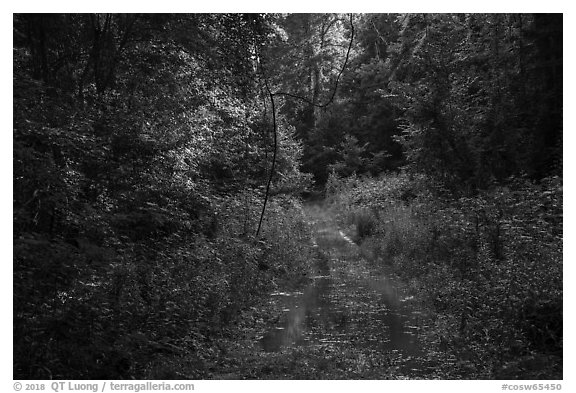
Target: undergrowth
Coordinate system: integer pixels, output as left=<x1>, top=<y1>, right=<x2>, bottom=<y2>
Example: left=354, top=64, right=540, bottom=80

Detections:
left=325, top=171, right=562, bottom=379
left=14, top=194, right=314, bottom=379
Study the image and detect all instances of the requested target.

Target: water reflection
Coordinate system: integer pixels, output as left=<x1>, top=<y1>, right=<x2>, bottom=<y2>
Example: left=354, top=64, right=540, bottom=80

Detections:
left=256, top=204, right=433, bottom=377
left=259, top=204, right=428, bottom=379
left=260, top=258, right=422, bottom=358
left=261, top=276, right=331, bottom=352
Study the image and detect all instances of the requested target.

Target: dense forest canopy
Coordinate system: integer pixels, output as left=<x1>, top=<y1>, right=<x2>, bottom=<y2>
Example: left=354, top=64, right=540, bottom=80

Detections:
left=13, top=13, right=562, bottom=380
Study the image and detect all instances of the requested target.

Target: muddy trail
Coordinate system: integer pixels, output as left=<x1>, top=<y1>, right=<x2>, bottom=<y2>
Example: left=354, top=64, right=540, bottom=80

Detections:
left=210, top=203, right=437, bottom=379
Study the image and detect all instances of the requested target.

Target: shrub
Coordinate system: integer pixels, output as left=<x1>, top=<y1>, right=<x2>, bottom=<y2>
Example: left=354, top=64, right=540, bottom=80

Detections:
left=325, top=172, right=562, bottom=378
left=259, top=196, right=315, bottom=283
left=354, top=210, right=377, bottom=240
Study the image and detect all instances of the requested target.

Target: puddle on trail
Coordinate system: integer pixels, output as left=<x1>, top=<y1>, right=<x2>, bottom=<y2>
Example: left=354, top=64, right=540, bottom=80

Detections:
left=259, top=206, right=428, bottom=376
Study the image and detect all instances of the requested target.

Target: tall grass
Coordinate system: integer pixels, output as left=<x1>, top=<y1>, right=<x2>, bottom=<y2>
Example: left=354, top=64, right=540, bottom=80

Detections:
left=325, top=172, right=562, bottom=379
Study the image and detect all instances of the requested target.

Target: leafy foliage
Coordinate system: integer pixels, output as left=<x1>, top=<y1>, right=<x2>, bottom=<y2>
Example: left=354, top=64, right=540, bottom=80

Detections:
left=13, top=12, right=562, bottom=380
left=14, top=13, right=314, bottom=379
left=321, top=14, right=562, bottom=377
left=385, top=14, right=562, bottom=189
left=326, top=173, right=562, bottom=379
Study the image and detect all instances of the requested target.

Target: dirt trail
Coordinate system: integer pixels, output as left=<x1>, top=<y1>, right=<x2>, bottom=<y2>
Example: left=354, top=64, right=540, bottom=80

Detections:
left=210, top=202, right=434, bottom=379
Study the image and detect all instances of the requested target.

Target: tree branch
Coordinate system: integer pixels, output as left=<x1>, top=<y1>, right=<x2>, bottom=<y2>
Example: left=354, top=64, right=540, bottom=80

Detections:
left=254, top=14, right=355, bottom=237
left=274, top=13, right=355, bottom=108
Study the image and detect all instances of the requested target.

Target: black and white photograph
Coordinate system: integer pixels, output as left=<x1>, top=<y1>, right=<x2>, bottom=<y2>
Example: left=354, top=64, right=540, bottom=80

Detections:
left=12, top=8, right=564, bottom=386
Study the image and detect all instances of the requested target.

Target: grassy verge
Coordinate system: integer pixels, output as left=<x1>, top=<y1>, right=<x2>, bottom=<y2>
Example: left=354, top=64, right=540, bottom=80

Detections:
left=13, top=194, right=316, bottom=379
left=325, top=172, right=562, bottom=379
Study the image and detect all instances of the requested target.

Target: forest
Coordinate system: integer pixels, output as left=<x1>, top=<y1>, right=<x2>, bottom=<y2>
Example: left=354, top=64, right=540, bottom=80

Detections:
left=13, top=13, right=562, bottom=380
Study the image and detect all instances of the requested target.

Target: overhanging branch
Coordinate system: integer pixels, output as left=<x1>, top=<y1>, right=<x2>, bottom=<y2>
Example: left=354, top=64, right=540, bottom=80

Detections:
left=255, top=14, right=355, bottom=237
